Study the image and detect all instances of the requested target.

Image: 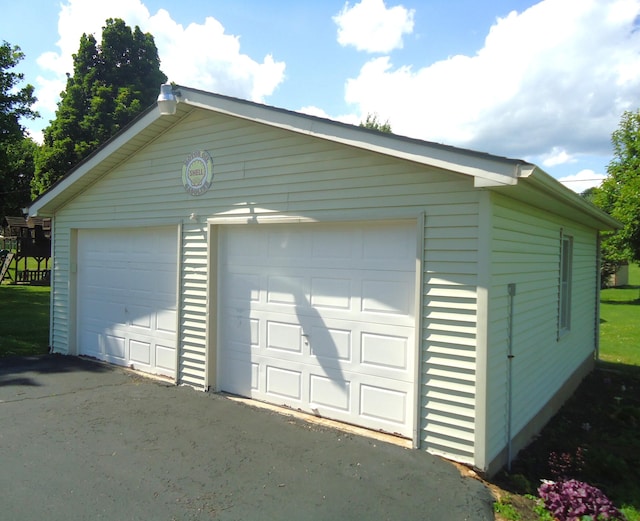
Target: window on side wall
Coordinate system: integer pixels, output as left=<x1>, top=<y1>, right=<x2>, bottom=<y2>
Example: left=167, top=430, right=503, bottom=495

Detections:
left=559, top=231, right=573, bottom=336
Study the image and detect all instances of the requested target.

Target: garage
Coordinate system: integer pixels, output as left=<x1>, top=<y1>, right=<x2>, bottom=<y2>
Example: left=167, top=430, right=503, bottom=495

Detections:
left=29, top=85, right=621, bottom=471
left=77, top=227, right=178, bottom=378
left=218, top=221, right=418, bottom=437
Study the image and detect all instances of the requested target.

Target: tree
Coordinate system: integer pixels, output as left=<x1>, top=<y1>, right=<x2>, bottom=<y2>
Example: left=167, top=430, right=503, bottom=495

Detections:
left=1, top=138, right=37, bottom=217
left=580, top=186, right=598, bottom=203
left=360, top=113, right=392, bottom=133
left=32, top=19, right=166, bottom=196
left=0, top=41, right=38, bottom=217
left=593, top=109, right=640, bottom=265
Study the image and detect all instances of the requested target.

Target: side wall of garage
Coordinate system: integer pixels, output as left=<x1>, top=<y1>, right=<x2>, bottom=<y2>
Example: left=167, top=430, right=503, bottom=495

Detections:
left=48, top=108, right=482, bottom=465
left=483, top=193, right=599, bottom=471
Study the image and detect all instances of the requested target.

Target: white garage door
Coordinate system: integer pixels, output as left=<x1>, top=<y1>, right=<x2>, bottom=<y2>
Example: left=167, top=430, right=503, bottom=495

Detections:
left=77, top=227, right=178, bottom=378
left=219, top=221, right=417, bottom=437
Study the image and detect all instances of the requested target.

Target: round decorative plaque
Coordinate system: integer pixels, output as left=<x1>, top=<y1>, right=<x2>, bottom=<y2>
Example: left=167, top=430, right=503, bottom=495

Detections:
left=182, top=150, right=213, bottom=196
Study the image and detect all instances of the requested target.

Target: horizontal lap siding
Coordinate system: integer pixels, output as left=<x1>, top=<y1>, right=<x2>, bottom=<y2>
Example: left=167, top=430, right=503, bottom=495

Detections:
left=486, top=194, right=597, bottom=463
left=422, top=202, right=479, bottom=464
left=180, top=224, right=208, bottom=386
left=50, top=109, right=480, bottom=462
left=50, top=229, right=70, bottom=353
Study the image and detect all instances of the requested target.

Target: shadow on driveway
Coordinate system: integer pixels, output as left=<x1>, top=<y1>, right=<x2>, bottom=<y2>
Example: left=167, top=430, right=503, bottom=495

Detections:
left=0, top=353, right=111, bottom=389
left=0, top=355, right=495, bottom=521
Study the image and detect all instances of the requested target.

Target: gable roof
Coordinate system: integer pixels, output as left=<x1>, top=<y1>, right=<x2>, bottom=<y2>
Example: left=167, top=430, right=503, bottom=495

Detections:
left=29, top=85, right=619, bottom=230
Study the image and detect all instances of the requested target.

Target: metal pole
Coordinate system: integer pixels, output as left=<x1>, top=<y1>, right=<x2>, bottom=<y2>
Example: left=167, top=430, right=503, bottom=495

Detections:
left=506, top=283, right=516, bottom=471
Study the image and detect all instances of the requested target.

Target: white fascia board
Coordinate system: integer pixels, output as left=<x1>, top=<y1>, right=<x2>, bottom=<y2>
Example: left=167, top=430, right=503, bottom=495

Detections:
left=178, top=88, right=525, bottom=186
left=515, top=166, right=621, bottom=230
left=28, top=108, right=163, bottom=217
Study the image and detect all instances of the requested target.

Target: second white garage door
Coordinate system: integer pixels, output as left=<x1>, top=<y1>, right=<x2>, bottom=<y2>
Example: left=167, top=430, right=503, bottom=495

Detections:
left=218, top=221, right=417, bottom=437
left=77, top=227, right=178, bottom=378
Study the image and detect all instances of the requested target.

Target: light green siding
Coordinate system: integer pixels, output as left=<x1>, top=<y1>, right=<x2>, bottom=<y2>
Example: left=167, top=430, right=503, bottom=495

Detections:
left=50, top=228, right=71, bottom=353
left=484, top=193, right=598, bottom=466
left=421, top=198, right=479, bottom=464
left=180, top=223, right=208, bottom=386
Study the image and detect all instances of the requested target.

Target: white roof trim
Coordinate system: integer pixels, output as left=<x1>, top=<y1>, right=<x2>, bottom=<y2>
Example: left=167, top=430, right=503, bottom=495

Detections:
left=28, top=85, right=619, bottom=231
left=29, top=108, right=164, bottom=217
left=178, top=87, right=523, bottom=187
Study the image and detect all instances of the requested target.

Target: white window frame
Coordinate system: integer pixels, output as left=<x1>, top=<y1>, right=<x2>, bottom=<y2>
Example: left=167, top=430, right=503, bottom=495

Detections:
left=558, top=230, right=573, bottom=336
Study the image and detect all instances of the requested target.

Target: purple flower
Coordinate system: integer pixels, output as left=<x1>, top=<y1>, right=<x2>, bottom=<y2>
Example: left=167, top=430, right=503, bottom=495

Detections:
left=538, top=479, right=625, bottom=521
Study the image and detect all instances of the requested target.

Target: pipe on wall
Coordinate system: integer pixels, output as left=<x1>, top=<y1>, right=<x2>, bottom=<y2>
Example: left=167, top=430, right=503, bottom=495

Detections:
left=506, top=282, right=516, bottom=471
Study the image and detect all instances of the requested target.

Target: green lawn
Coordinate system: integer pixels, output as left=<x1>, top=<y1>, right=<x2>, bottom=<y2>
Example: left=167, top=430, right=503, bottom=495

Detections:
left=0, top=285, right=50, bottom=357
left=600, top=262, right=640, bottom=365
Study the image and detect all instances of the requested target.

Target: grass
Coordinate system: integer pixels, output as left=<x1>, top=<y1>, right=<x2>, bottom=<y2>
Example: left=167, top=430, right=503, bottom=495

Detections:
left=600, top=262, right=640, bottom=365
left=0, top=285, right=51, bottom=357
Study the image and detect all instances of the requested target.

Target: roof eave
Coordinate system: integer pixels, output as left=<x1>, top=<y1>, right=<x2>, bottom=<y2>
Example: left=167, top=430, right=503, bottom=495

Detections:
left=501, top=166, right=621, bottom=231
left=28, top=106, right=168, bottom=218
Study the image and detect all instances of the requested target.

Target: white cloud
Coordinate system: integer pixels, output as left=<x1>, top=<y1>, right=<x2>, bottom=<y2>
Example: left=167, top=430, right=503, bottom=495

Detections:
left=557, top=169, right=607, bottom=193
left=34, top=0, right=285, bottom=116
left=343, top=0, right=640, bottom=162
left=540, top=147, right=577, bottom=167
left=334, top=0, right=415, bottom=53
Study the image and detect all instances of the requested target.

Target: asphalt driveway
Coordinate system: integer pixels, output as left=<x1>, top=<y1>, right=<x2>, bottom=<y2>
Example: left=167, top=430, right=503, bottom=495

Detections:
left=0, top=355, right=494, bottom=520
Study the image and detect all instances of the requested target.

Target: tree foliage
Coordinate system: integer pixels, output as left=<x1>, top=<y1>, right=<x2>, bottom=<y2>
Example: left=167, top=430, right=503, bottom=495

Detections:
left=1, top=138, right=38, bottom=217
left=32, top=19, right=166, bottom=196
left=0, top=41, right=38, bottom=217
left=360, top=113, right=392, bottom=133
left=593, top=109, right=640, bottom=264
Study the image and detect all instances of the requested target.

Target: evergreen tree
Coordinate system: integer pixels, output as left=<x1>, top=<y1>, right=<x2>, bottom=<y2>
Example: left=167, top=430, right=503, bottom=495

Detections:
left=33, top=19, right=166, bottom=196
left=0, top=41, right=38, bottom=217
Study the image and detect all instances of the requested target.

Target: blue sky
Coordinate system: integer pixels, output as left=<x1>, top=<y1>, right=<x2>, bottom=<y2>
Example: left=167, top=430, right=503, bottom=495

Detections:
left=3, top=0, right=640, bottom=192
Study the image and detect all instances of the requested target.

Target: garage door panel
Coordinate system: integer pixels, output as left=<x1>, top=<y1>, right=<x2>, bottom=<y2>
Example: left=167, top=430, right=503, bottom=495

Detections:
left=129, top=305, right=152, bottom=329
left=77, top=227, right=177, bottom=379
left=130, top=339, right=151, bottom=365
left=102, top=302, right=126, bottom=325
left=267, top=228, right=311, bottom=260
left=267, top=275, right=307, bottom=304
left=309, top=325, right=352, bottom=362
left=104, top=334, right=125, bottom=360
left=310, top=229, right=354, bottom=262
left=360, top=384, right=408, bottom=425
left=156, top=345, right=176, bottom=371
left=221, top=353, right=259, bottom=394
left=310, top=277, right=351, bottom=309
left=79, top=328, right=100, bottom=358
left=361, top=279, right=412, bottom=316
left=266, top=365, right=303, bottom=400
left=266, top=321, right=303, bottom=353
left=221, top=311, right=259, bottom=352
left=104, top=268, right=128, bottom=290
left=361, top=332, right=409, bottom=370
left=156, top=309, right=178, bottom=334
left=226, top=273, right=261, bottom=302
left=309, top=372, right=350, bottom=412
left=219, top=221, right=416, bottom=438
